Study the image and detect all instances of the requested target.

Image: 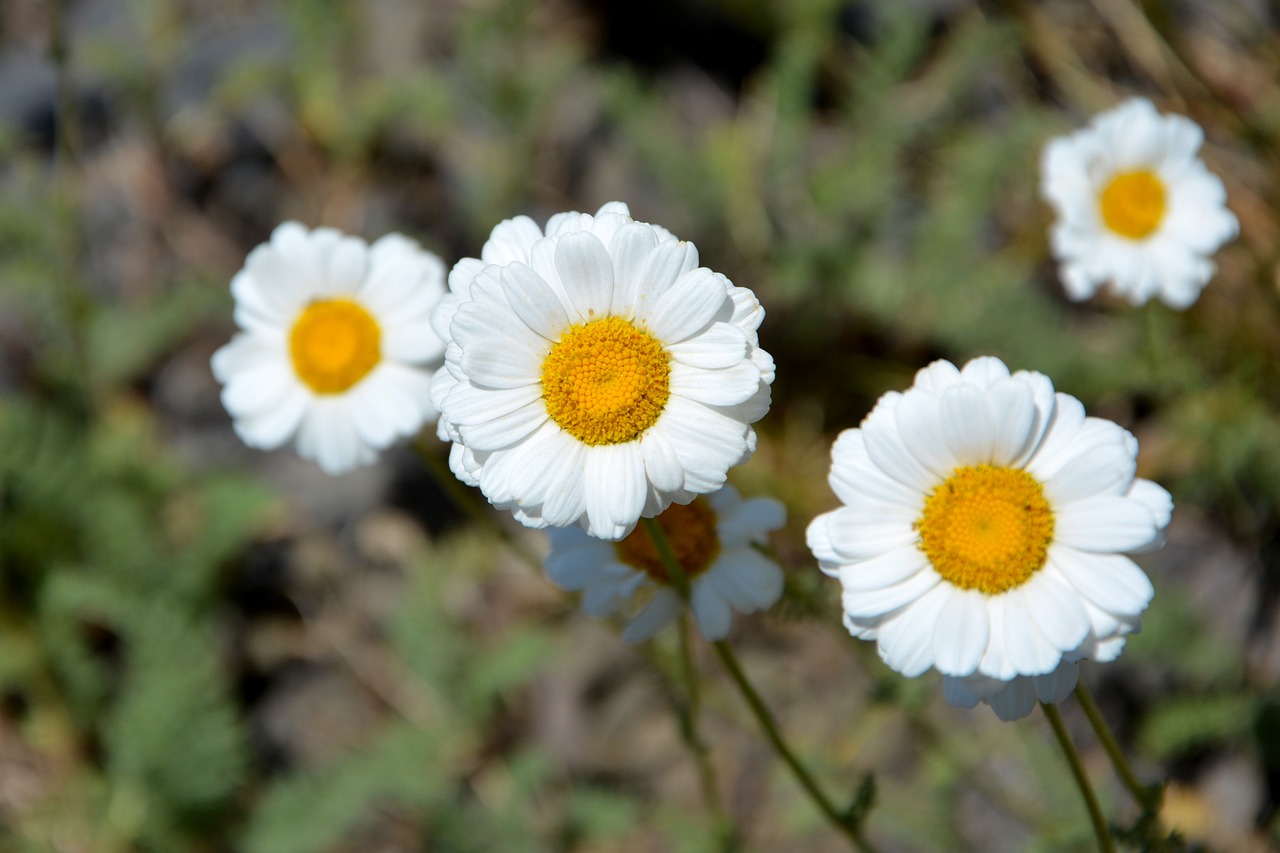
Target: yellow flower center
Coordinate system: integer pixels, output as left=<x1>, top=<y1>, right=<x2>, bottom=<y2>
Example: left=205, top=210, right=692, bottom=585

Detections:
left=915, top=465, right=1054, bottom=595
left=615, top=500, right=720, bottom=584
left=1099, top=169, right=1166, bottom=239
left=289, top=299, right=382, bottom=394
left=541, top=316, right=671, bottom=446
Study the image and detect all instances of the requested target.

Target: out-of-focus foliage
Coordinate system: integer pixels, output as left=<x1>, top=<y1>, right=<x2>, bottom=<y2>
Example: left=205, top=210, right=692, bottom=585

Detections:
left=2, top=0, right=1279, bottom=850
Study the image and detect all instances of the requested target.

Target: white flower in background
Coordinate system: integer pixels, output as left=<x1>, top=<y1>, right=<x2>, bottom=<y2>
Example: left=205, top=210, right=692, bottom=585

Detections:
left=545, top=485, right=785, bottom=642
left=212, top=222, right=446, bottom=474
left=430, top=201, right=773, bottom=540
left=1041, top=97, right=1238, bottom=309
left=806, top=357, right=1172, bottom=721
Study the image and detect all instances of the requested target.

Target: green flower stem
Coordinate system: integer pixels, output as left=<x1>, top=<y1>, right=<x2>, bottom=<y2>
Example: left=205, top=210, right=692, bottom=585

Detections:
left=641, top=517, right=691, bottom=598
left=677, top=613, right=730, bottom=832
left=1042, top=702, right=1116, bottom=853
left=641, top=519, right=727, bottom=826
left=712, top=640, right=876, bottom=852
left=412, top=440, right=542, bottom=571
left=1074, top=680, right=1160, bottom=812
left=641, top=517, right=874, bottom=850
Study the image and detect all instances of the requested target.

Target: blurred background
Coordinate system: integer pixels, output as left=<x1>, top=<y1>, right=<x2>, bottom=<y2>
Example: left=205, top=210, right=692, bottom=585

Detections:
left=1, top=0, right=1279, bottom=850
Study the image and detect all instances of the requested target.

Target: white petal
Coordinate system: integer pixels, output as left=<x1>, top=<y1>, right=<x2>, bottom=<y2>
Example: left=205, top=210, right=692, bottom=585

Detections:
left=636, top=239, right=699, bottom=307
left=828, top=429, right=924, bottom=510
left=874, top=582, right=951, bottom=677
left=822, top=507, right=918, bottom=562
left=895, top=388, right=958, bottom=477
left=842, top=565, right=940, bottom=620
left=555, top=231, right=615, bottom=322
left=861, top=394, right=938, bottom=492
left=670, top=360, right=760, bottom=407
left=1001, top=589, right=1064, bottom=676
left=1020, top=567, right=1092, bottom=653
left=1126, top=478, right=1173, bottom=530
left=444, top=381, right=542, bottom=428
left=583, top=444, right=647, bottom=539
left=501, top=263, right=571, bottom=340
left=1032, top=661, right=1079, bottom=704
left=718, top=497, right=786, bottom=545
left=642, top=268, right=730, bottom=343
left=666, top=323, right=748, bottom=369
left=940, top=384, right=996, bottom=466
left=987, top=378, right=1038, bottom=467
left=1043, top=442, right=1137, bottom=505
left=608, top=222, right=660, bottom=312
left=1054, top=495, right=1163, bottom=552
left=1048, top=545, right=1154, bottom=618
left=234, top=385, right=308, bottom=449
left=959, top=356, right=1011, bottom=389
left=987, top=679, right=1038, bottom=721
left=638, top=428, right=685, bottom=493
left=459, top=344, right=542, bottom=388
left=222, top=362, right=296, bottom=418
left=459, top=397, right=547, bottom=452
left=691, top=576, right=734, bottom=640
left=481, top=215, right=543, bottom=265
left=931, top=588, right=989, bottom=676
left=835, top=545, right=930, bottom=593
left=715, top=550, right=784, bottom=610
left=622, top=589, right=681, bottom=643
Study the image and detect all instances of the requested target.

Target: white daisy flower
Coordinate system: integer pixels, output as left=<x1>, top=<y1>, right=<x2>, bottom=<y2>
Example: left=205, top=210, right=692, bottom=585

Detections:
left=1041, top=97, right=1238, bottom=309
left=544, top=485, right=786, bottom=642
left=211, top=222, right=446, bottom=474
left=806, top=357, right=1172, bottom=721
left=430, top=202, right=774, bottom=540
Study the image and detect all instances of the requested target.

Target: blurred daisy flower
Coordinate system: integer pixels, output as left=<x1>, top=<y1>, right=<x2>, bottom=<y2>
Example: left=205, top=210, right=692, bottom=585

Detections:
left=431, top=201, right=773, bottom=540
left=1041, top=97, right=1238, bottom=309
left=212, top=223, right=446, bottom=474
left=806, top=357, right=1172, bottom=721
left=545, top=485, right=785, bottom=642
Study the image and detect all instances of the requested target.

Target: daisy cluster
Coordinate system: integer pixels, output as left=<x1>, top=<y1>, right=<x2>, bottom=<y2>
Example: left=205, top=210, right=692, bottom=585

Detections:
left=210, top=98, right=1234, bottom=721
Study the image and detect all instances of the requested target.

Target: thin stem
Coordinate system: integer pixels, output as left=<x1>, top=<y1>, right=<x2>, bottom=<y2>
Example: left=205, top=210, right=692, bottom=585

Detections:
left=49, top=0, right=95, bottom=416
left=677, top=613, right=730, bottom=834
left=641, top=519, right=730, bottom=839
left=641, top=519, right=873, bottom=850
left=1041, top=702, right=1115, bottom=853
left=713, top=641, right=876, bottom=852
left=641, top=517, right=690, bottom=598
left=412, top=440, right=542, bottom=571
left=1074, top=680, right=1159, bottom=812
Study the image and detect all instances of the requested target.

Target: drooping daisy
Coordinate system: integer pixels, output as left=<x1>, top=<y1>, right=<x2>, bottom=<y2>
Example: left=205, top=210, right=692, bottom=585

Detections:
left=430, top=202, right=774, bottom=540
left=1041, top=97, right=1238, bottom=309
left=545, top=485, right=785, bottom=642
left=806, top=357, right=1172, bottom=721
left=212, top=222, right=446, bottom=474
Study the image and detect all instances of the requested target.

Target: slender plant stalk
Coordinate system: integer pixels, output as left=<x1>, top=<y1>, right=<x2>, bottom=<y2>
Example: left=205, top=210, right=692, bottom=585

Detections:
left=412, top=440, right=542, bottom=571
left=1042, top=702, right=1116, bottom=853
left=677, top=613, right=731, bottom=836
left=641, top=519, right=729, bottom=833
left=1074, top=681, right=1159, bottom=812
left=642, top=519, right=875, bottom=851
left=49, top=0, right=95, bottom=416
left=712, top=640, right=876, bottom=852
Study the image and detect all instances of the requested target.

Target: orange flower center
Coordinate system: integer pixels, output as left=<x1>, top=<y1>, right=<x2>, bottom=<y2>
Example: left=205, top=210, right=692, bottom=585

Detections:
left=916, top=465, right=1054, bottom=595
left=615, top=500, right=720, bottom=584
left=1099, top=169, right=1166, bottom=239
left=541, top=316, right=670, bottom=445
left=289, top=299, right=382, bottom=394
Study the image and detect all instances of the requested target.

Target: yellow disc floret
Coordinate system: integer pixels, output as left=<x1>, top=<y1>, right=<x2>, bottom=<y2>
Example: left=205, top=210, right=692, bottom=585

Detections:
left=916, top=465, right=1054, bottom=595
left=289, top=299, right=382, bottom=394
left=1099, top=169, right=1166, bottom=240
left=541, top=316, right=671, bottom=445
left=615, top=500, right=720, bottom=584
